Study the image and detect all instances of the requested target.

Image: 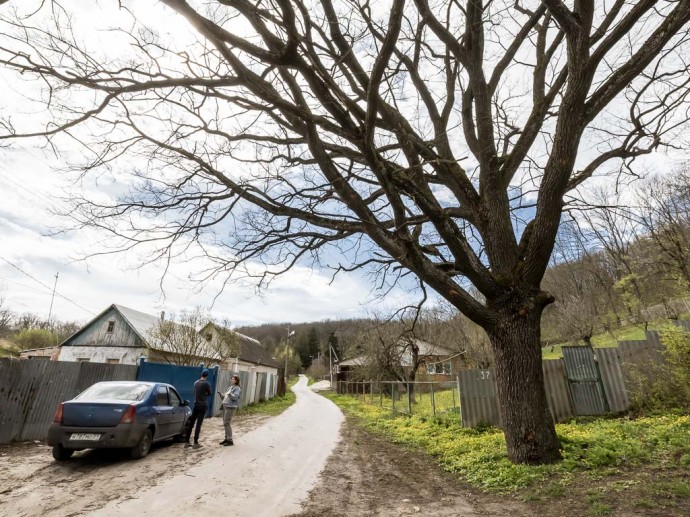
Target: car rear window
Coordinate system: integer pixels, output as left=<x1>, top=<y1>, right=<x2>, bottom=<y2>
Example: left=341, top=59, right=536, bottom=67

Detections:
left=76, top=383, right=152, bottom=402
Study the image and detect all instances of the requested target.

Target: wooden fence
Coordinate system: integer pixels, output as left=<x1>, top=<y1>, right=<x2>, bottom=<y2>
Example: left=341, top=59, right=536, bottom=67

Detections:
left=0, top=358, right=137, bottom=444
left=0, top=358, right=280, bottom=444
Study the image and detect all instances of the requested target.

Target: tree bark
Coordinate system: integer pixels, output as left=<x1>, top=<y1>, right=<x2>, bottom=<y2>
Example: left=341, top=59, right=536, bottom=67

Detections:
left=487, top=292, right=561, bottom=464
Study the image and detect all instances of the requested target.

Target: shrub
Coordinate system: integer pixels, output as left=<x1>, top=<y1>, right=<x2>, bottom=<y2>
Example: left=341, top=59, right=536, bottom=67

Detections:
left=11, top=328, right=57, bottom=350
left=626, top=324, right=690, bottom=414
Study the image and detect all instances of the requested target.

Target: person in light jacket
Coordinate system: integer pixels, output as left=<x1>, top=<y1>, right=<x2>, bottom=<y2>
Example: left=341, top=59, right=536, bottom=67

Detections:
left=219, top=375, right=241, bottom=446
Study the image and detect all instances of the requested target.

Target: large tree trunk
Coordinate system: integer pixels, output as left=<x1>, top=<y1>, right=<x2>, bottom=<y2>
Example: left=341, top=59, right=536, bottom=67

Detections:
left=487, top=294, right=562, bottom=465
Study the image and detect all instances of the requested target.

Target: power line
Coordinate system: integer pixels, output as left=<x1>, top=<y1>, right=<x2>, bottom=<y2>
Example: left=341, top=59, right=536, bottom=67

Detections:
left=0, top=169, right=59, bottom=210
left=0, top=257, right=96, bottom=316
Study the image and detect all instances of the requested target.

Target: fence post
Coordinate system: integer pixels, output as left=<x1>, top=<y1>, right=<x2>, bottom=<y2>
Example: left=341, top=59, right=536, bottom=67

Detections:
left=431, top=382, right=436, bottom=417
left=456, top=375, right=462, bottom=423
left=407, top=381, right=412, bottom=415
left=379, top=380, right=383, bottom=407
left=392, top=382, right=396, bottom=412
left=452, top=381, right=456, bottom=412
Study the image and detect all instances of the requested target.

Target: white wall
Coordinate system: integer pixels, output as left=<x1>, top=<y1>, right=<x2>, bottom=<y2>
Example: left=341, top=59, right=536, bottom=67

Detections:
left=224, top=357, right=278, bottom=376
left=58, top=345, right=146, bottom=365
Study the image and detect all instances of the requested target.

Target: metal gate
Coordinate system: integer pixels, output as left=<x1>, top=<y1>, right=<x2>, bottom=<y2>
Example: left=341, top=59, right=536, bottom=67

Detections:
left=562, top=346, right=608, bottom=415
left=136, top=359, right=219, bottom=417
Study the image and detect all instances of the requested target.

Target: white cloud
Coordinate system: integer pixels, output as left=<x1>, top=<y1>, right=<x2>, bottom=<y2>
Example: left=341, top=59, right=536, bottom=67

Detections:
left=0, top=145, right=409, bottom=326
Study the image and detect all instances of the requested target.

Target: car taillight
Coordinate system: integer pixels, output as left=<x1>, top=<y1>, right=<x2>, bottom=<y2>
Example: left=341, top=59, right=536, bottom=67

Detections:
left=53, top=402, right=64, bottom=424
left=119, top=404, right=136, bottom=424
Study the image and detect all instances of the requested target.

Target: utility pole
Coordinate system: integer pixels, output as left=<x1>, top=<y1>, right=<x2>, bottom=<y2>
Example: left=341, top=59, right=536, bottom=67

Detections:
left=284, top=324, right=295, bottom=384
left=329, top=344, right=339, bottom=388
left=47, top=272, right=59, bottom=322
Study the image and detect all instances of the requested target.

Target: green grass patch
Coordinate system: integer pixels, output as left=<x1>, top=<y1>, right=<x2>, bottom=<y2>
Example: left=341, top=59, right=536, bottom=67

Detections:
left=238, top=390, right=296, bottom=417
left=541, top=324, right=654, bottom=359
left=325, top=392, right=690, bottom=497
left=366, top=387, right=462, bottom=422
left=238, top=376, right=298, bottom=417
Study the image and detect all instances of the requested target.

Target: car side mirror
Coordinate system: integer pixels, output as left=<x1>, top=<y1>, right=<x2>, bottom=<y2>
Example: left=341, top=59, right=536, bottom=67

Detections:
left=182, top=400, right=190, bottom=407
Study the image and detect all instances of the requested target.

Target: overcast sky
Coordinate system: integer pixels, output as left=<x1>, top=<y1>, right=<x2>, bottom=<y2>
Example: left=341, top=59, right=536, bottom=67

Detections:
left=0, top=2, right=419, bottom=328
left=1, top=1, right=688, bottom=328
left=0, top=140, right=421, bottom=326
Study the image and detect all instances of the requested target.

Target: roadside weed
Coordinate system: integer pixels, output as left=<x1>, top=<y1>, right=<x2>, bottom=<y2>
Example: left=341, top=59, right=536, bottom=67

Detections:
left=328, top=394, right=690, bottom=515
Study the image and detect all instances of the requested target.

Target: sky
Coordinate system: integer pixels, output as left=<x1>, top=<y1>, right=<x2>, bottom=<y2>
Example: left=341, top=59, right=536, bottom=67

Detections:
left=0, top=1, right=430, bottom=328
left=1, top=1, right=689, bottom=328
left=0, top=141, right=414, bottom=327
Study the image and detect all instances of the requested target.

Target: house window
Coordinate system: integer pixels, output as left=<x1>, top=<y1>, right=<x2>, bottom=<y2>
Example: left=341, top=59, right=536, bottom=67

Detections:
left=106, top=358, right=120, bottom=365
left=205, top=333, right=212, bottom=342
left=106, top=321, right=115, bottom=333
left=427, top=361, right=451, bottom=375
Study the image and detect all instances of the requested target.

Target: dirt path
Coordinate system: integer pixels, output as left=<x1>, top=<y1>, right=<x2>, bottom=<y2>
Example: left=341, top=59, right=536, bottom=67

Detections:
left=0, top=412, right=272, bottom=516
left=290, top=416, right=533, bottom=517
left=96, top=375, right=343, bottom=516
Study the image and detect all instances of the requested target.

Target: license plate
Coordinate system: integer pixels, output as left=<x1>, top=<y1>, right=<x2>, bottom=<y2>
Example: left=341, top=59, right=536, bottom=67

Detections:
left=70, top=433, right=101, bottom=441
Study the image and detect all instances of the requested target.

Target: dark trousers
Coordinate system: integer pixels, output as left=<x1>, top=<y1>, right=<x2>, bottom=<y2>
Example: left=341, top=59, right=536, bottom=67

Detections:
left=184, top=403, right=207, bottom=443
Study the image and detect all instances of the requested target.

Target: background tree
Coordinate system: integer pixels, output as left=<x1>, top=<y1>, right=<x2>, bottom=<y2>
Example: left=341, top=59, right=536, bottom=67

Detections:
left=147, top=308, right=219, bottom=366
left=2, top=1, right=690, bottom=464
left=637, top=168, right=690, bottom=293
left=0, top=283, right=13, bottom=337
left=542, top=220, right=616, bottom=345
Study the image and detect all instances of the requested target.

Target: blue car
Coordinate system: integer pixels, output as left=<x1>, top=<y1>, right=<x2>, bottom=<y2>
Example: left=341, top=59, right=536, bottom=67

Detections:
left=48, top=381, right=191, bottom=461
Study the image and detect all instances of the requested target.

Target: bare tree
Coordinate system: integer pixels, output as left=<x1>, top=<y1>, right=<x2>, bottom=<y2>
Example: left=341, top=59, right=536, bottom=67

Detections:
left=543, top=220, right=618, bottom=345
left=0, top=283, right=13, bottom=336
left=2, top=1, right=690, bottom=464
left=637, top=166, right=690, bottom=292
left=146, top=308, right=220, bottom=365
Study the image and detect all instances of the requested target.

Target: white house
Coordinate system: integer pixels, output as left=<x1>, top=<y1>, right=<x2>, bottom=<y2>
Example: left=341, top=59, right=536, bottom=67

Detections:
left=200, top=322, right=281, bottom=403
left=200, top=322, right=280, bottom=374
left=58, top=304, right=221, bottom=365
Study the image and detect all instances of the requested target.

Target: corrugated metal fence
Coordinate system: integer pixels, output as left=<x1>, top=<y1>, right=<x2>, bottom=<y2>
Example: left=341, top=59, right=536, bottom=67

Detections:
left=0, top=359, right=280, bottom=444
left=213, top=370, right=279, bottom=417
left=338, top=328, right=675, bottom=429
left=136, top=360, right=220, bottom=417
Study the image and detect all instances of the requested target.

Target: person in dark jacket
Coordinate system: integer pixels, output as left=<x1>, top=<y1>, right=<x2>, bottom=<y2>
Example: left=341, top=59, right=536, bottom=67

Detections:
left=184, top=369, right=212, bottom=449
left=219, top=375, right=241, bottom=446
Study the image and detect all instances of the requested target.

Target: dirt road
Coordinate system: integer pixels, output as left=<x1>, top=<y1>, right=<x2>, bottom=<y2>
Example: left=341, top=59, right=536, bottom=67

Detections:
left=0, top=376, right=343, bottom=517
left=96, top=375, right=343, bottom=516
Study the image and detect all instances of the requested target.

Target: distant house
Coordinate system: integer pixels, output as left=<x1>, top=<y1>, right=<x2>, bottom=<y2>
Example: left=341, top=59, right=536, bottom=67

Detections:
left=58, top=304, right=221, bottom=365
left=200, top=322, right=280, bottom=377
left=336, top=339, right=462, bottom=382
left=200, top=323, right=281, bottom=404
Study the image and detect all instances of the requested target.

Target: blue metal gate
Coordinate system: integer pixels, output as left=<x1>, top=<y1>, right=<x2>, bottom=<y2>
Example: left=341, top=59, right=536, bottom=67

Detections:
left=136, top=359, right=219, bottom=417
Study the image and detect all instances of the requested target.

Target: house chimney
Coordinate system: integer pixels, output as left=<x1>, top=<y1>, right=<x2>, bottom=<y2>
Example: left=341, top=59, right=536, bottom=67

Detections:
left=160, top=311, right=165, bottom=322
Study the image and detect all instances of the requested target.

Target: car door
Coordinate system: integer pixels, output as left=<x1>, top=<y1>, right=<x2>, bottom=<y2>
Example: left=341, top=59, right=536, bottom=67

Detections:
left=154, top=385, right=173, bottom=438
left=168, top=387, right=187, bottom=436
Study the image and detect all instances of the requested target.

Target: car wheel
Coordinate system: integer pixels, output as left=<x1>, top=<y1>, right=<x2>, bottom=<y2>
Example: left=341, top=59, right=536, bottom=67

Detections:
left=130, top=429, right=153, bottom=460
left=52, top=444, right=74, bottom=461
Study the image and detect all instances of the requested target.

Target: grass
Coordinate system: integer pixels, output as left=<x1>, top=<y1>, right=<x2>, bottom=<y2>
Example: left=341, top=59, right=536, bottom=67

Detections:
left=362, top=386, right=461, bottom=421
left=542, top=324, right=653, bottom=359
left=325, top=392, right=690, bottom=513
left=237, top=377, right=298, bottom=417
left=0, top=339, right=19, bottom=358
